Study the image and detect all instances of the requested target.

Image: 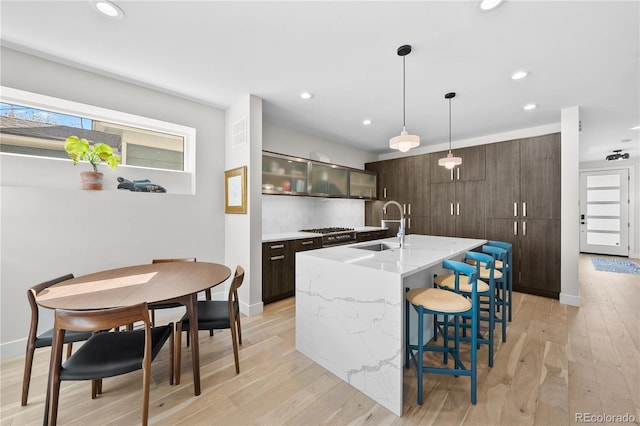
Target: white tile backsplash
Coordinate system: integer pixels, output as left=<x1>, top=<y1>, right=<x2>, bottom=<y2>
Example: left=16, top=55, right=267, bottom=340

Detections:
left=262, top=195, right=365, bottom=234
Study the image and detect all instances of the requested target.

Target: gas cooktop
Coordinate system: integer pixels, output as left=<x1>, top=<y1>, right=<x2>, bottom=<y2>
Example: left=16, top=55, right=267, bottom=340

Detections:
left=299, top=227, right=354, bottom=234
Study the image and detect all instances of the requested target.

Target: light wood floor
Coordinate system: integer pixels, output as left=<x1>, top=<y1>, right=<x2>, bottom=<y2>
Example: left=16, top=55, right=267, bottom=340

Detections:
left=2, top=254, right=638, bottom=425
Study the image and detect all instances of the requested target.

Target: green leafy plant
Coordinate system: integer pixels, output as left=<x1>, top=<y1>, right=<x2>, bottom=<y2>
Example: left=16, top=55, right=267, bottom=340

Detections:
left=64, top=135, right=120, bottom=172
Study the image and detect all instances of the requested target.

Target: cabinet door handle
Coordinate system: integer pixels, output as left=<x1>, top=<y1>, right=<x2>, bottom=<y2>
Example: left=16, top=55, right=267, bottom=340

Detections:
left=514, top=202, right=518, bottom=217
left=301, top=240, right=314, bottom=245
left=450, top=203, right=454, bottom=216
left=523, top=221, right=527, bottom=236
left=270, top=255, right=285, bottom=261
left=514, top=221, right=518, bottom=235
left=403, top=204, right=407, bottom=215
left=270, top=244, right=285, bottom=249
left=408, top=218, right=411, bottom=229
left=450, top=169, right=454, bottom=181
left=457, top=168, right=460, bottom=180
left=408, top=204, right=411, bottom=215
left=456, top=202, right=460, bottom=216
left=383, top=187, right=387, bottom=198
left=523, top=202, right=527, bottom=217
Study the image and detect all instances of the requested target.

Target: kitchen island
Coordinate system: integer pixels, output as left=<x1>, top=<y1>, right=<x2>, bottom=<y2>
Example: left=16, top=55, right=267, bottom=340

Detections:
left=295, top=234, right=486, bottom=416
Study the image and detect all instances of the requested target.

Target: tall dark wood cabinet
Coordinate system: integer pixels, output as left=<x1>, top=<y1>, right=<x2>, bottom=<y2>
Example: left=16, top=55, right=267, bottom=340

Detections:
left=365, top=133, right=561, bottom=300
left=430, top=145, right=486, bottom=239
left=485, top=133, right=561, bottom=298
left=365, top=154, right=430, bottom=235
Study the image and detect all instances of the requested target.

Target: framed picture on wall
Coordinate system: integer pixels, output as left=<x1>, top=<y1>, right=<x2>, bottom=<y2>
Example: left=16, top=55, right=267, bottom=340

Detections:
left=224, top=166, right=247, bottom=214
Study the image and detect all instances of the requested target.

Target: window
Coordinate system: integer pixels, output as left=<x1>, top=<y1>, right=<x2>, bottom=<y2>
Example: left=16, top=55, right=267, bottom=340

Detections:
left=0, top=87, right=194, bottom=172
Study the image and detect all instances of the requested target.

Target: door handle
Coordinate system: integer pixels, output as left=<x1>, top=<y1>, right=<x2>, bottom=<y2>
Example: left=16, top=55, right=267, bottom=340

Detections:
left=514, top=221, right=518, bottom=235
left=408, top=204, right=411, bottom=215
left=523, top=221, right=527, bottom=236
left=456, top=202, right=460, bottom=216
left=270, top=255, right=285, bottom=261
left=403, top=204, right=407, bottom=215
left=270, top=244, right=284, bottom=249
left=383, top=187, right=387, bottom=199
left=523, top=202, right=527, bottom=217
left=301, top=240, right=314, bottom=245
left=450, top=203, right=454, bottom=216
left=408, top=218, right=411, bottom=229
left=457, top=168, right=460, bottom=180
left=514, top=202, right=518, bottom=217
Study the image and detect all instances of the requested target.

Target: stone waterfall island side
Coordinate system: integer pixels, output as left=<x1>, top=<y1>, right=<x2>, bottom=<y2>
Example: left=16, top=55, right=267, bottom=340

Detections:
left=295, top=234, right=486, bottom=416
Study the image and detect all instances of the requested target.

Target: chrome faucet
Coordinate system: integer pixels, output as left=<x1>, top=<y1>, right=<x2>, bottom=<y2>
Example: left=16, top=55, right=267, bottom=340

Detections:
left=381, top=200, right=406, bottom=248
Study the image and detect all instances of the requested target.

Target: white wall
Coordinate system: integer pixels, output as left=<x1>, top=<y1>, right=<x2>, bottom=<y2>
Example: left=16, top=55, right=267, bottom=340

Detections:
left=263, top=122, right=377, bottom=169
left=580, top=157, right=639, bottom=259
left=225, top=95, right=264, bottom=316
left=0, top=47, right=227, bottom=358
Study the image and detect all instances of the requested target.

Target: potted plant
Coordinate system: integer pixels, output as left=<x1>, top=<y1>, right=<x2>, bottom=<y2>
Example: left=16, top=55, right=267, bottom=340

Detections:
left=64, top=135, right=120, bottom=190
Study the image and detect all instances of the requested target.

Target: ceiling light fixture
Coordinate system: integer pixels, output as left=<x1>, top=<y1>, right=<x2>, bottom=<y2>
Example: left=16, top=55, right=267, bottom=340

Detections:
left=362, top=119, right=372, bottom=126
left=479, top=0, right=505, bottom=11
left=389, top=45, right=420, bottom=153
left=511, top=70, right=529, bottom=80
left=438, top=92, right=462, bottom=169
left=299, top=92, right=313, bottom=100
left=523, top=103, right=537, bottom=110
left=631, top=125, right=640, bottom=130
left=92, top=1, right=125, bottom=19
left=606, top=149, right=630, bottom=161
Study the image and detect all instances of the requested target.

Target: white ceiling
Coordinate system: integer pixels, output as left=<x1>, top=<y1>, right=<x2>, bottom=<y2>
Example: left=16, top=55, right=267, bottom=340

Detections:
left=1, top=1, right=638, bottom=162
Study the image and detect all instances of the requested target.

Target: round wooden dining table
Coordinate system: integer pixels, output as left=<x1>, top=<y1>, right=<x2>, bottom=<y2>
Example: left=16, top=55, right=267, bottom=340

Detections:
left=37, top=261, right=232, bottom=397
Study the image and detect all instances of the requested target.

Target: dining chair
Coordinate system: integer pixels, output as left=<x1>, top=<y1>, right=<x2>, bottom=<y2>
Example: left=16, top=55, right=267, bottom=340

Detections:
left=405, top=260, right=479, bottom=405
left=45, top=302, right=173, bottom=426
left=175, top=265, right=244, bottom=385
left=22, top=274, right=94, bottom=406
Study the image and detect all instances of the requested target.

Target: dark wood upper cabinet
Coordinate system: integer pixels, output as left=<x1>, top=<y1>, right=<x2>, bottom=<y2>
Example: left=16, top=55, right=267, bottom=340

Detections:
left=519, top=134, right=561, bottom=220
left=430, top=145, right=486, bottom=183
left=485, top=139, right=521, bottom=219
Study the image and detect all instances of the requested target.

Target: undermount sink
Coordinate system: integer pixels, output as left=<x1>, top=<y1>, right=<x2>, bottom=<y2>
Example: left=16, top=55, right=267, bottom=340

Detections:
left=354, top=242, right=397, bottom=252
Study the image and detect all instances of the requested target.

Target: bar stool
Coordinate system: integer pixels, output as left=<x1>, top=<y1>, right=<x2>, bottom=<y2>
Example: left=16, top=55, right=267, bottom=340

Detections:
left=405, top=259, right=479, bottom=405
left=434, top=252, right=496, bottom=367
left=481, top=245, right=508, bottom=342
left=486, top=241, right=513, bottom=322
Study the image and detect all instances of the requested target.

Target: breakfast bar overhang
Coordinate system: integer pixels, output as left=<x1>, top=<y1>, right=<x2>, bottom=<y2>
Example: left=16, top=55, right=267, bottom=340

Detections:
left=295, top=234, right=486, bottom=416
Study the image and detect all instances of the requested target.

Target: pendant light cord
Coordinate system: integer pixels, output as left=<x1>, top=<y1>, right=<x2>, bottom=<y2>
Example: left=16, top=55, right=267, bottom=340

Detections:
left=402, top=55, right=406, bottom=129
left=448, top=97, right=452, bottom=151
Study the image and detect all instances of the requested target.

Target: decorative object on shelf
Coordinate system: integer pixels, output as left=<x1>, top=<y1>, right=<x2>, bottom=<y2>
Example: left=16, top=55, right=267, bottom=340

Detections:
left=389, top=44, right=420, bottom=153
left=117, top=177, right=166, bottom=193
left=438, top=92, right=463, bottom=169
left=605, top=149, right=629, bottom=161
left=64, top=135, right=120, bottom=190
left=225, top=166, right=247, bottom=214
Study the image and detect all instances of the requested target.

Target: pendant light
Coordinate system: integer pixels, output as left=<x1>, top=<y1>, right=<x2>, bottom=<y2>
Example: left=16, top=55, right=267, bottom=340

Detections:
left=438, top=92, right=462, bottom=169
left=389, top=45, right=420, bottom=152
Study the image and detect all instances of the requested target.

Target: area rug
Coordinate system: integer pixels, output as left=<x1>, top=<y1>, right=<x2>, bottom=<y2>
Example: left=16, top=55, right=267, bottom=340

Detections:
left=591, top=257, right=640, bottom=275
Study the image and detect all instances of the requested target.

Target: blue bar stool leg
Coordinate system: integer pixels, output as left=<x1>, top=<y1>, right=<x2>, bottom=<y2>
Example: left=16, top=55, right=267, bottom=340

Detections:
left=405, top=296, right=410, bottom=369
left=417, top=306, right=424, bottom=405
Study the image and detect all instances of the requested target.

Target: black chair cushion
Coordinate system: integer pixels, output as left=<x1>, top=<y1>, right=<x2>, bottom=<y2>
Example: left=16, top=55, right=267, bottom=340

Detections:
left=59, top=326, right=172, bottom=381
left=34, top=329, right=94, bottom=349
left=149, top=302, right=182, bottom=310
left=180, top=300, right=239, bottom=331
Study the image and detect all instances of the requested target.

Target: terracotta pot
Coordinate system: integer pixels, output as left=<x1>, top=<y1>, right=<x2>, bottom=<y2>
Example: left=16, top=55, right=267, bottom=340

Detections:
left=80, top=171, right=104, bottom=190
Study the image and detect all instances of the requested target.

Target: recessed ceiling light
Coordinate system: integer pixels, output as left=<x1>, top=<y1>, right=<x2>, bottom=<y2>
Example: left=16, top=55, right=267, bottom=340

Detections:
left=299, top=92, right=313, bottom=100
left=511, top=71, right=529, bottom=80
left=621, top=139, right=631, bottom=143
left=631, top=125, right=640, bottom=130
left=362, top=119, right=372, bottom=126
left=479, top=0, right=505, bottom=11
left=523, top=103, right=537, bottom=110
left=92, top=1, right=124, bottom=19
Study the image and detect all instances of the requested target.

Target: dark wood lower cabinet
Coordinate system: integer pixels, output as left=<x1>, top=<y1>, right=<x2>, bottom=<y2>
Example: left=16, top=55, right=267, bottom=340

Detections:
left=262, top=237, right=322, bottom=304
left=356, top=229, right=388, bottom=242
left=485, top=218, right=560, bottom=299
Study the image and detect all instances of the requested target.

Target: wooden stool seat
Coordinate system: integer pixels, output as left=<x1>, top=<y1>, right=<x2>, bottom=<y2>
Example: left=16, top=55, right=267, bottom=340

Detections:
left=434, top=274, right=490, bottom=293
left=406, top=288, right=471, bottom=314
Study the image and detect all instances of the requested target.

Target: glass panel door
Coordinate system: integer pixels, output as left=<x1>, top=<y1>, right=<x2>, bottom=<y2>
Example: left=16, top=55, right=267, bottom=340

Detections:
left=579, top=169, right=629, bottom=256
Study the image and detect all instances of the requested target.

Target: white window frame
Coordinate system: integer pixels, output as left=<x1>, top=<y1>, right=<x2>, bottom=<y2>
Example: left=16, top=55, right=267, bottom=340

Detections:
left=0, top=86, right=196, bottom=190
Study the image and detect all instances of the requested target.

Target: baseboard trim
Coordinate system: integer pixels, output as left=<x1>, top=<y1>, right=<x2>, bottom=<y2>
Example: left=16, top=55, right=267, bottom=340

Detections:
left=1, top=338, right=26, bottom=360
left=630, top=252, right=640, bottom=260
left=241, top=300, right=263, bottom=317
left=560, top=292, right=581, bottom=307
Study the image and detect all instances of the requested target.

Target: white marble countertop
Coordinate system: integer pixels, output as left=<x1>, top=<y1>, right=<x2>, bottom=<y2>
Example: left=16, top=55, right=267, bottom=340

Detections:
left=297, top=234, right=487, bottom=277
left=262, top=226, right=387, bottom=243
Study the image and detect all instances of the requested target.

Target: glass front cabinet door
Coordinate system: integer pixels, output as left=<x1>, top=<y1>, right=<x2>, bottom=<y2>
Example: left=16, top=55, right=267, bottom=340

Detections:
left=349, top=170, right=377, bottom=199
left=262, top=153, right=308, bottom=195
left=309, top=163, right=348, bottom=197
